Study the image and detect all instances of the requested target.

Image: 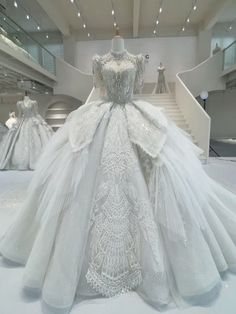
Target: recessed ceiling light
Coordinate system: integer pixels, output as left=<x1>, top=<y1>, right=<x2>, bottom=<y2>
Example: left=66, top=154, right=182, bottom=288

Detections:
left=114, top=22, right=117, bottom=27
left=77, top=11, right=80, bottom=17
left=159, top=7, right=163, bottom=13
left=46, top=34, right=49, bottom=38
left=111, top=9, right=114, bottom=15
left=187, top=18, right=190, bottom=23
left=37, top=26, right=40, bottom=30
left=229, top=25, right=232, bottom=30
left=88, top=33, right=90, bottom=37
left=83, top=23, right=86, bottom=28
left=26, top=14, right=30, bottom=20
left=153, top=29, right=156, bottom=34
left=14, top=1, right=18, bottom=8
left=182, top=26, right=185, bottom=31
left=3, top=17, right=6, bottom=21
left=193, top=5, right=197, bottom=10
left=70, top=0, right=74, bottom=3
left=156, top=20, right=159, bottom=25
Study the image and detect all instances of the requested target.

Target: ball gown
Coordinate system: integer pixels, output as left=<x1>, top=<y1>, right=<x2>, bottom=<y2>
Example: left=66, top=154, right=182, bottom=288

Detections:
left=0, top=99, right=53, bottom=170
left=1, top=50, right=236, bottom=312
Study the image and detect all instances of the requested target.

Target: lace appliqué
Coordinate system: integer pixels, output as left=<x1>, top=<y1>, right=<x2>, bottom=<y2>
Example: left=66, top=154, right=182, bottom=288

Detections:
left=125, top=102, right=168, bottom=158
left=68, top=101, right=112, bottom=153
left=92, top=52, right=145, bottom=103
left=86, top=107, right=142, bottom=297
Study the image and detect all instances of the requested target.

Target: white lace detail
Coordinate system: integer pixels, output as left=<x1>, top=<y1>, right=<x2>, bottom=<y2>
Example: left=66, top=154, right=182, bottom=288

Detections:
left=68, top=101, right=112, bottom=153
left=92, top=51, right=145, bottom=103
left=126, top=102, right=167, bottom=158
left=86, top=107, right=142, bottom=296
left=86, top=106, right=167, bottom=296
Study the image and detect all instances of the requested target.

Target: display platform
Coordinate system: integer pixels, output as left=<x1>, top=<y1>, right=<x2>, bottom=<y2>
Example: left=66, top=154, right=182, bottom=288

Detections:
left=0, top=158, right=236, bottom=314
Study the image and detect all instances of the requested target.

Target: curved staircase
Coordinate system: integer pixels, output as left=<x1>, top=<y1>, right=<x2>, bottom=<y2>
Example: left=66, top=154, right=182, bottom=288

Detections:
left=133, top=93, right=196, bottom=144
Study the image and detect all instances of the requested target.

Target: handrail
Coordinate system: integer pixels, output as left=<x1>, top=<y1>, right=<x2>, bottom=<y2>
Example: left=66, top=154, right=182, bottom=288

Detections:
left=0, top=11, right=55, bottom=58
left=176, top=52, right=225, bottom=159
left=223, top=39, right=236, bottom=52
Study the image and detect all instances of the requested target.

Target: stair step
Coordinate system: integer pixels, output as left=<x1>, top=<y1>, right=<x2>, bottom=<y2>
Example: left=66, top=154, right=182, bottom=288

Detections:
left=46, top=113, right=68, bottom=119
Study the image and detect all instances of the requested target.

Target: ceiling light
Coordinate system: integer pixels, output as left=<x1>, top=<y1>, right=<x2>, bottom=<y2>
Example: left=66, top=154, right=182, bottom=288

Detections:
left=70, top=0, right=74, bottom=3
left=88, top=33, right=90, bottom=37
left=113, top=22, right=117, bottom=27
left=182, top=26, right=185, bottom=31
left=229, top=25, right=232, bottom=30
left=156, top=20, right=159, bottom=25
left=14, top=1, right=18, bottom=8
left=159, top=7, right=163, bottom=13
left=26, top=14, right=30, bottom=20
left=37, top=26, right=40, bottom=30
left=187, top=18, right=190, bottom=23
left=3, top=17, right=6, bottom=21
left=153, top=29, right=156, bottom=34
left=77, top=11, right=80, bottom=17
left=112, top=9, right=114, bottom=15
left=46, top=34, right=49, bottom=38
left=83, top=23, right=86, bottom=28
left=193, top=5, right=197, bottom=10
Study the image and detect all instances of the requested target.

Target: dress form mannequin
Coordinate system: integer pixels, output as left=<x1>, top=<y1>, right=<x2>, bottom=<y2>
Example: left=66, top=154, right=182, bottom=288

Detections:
left=23, top=91, right=31, bottom=104
left=111, top=28, right=125, bottom=53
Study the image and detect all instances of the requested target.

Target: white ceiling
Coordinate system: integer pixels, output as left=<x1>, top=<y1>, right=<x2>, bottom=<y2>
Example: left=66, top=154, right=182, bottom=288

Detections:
left=1, top=0, right=236, bottom=40
left=54, top=0, right=236, bottom=39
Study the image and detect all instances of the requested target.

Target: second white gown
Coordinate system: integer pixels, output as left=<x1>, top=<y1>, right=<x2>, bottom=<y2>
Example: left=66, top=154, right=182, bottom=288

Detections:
left=0, top=99, right=53, bottom=170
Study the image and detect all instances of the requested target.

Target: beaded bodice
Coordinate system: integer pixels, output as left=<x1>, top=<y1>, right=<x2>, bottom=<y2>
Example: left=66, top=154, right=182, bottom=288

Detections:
left=17, top=100, right=38, bottom=118
left=93, top=50, right=145, bottom=104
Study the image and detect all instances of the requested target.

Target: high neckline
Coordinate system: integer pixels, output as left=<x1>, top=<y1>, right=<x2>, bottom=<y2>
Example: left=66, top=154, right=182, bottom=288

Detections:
left=110, top=49, right=127, bottom=58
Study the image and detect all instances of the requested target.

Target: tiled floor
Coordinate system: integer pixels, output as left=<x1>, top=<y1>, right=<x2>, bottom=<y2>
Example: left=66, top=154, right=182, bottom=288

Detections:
left=0, top=159, right=236, bottom=314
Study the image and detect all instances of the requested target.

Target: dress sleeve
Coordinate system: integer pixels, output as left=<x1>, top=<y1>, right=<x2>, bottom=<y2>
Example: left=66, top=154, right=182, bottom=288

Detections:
left=92, top=54, right=104, bottom=89
left=134, top=54, right=145, bottom=93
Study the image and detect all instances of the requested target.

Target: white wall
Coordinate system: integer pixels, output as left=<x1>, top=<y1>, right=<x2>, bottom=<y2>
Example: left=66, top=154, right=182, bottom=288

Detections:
left=74, top=37, right=197, bottom=83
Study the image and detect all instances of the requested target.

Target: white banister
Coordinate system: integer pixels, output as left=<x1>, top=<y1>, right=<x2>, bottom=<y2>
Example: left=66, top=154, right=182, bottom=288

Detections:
left=176, top=52, right=226, bottom=159
left=54, top=57, right=93, bottom=102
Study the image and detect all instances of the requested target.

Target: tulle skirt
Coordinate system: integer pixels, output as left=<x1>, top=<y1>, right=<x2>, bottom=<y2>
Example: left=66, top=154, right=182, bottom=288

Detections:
left=1, top=100, right=236, bottom=312
left=0, top=116, right=53, bottom=170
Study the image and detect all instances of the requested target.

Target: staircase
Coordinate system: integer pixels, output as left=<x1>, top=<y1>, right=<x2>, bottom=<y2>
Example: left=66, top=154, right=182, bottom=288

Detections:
left=134, top=93, right=196, bottom=144
left=46, top=102, right=80, bottom=131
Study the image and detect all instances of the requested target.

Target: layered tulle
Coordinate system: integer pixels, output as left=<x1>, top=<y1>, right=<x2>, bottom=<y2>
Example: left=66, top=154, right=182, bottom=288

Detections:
left=1, top=100, right=236, bottom=312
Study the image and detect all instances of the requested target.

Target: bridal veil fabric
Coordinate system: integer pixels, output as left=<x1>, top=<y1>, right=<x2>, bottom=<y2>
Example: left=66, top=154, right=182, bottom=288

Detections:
left=0, top=99, right=53, bottom=170
left=1, top=50, right=236, bottom=312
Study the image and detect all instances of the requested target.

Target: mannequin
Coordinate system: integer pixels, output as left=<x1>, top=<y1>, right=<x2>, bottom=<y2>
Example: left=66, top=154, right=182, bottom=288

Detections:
left=111, top=27, right=125, bottom=53
left=213, top=43, right=221, bottom=55
left=153, top=62, right=168, bottom=94
left=23, top=90, right=31, bottom=105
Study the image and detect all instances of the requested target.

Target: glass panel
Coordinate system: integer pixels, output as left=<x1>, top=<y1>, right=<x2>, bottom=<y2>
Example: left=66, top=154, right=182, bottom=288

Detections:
left=223, top=41, right=236, bottom=71
left=0, top=11, right=56, bottom=75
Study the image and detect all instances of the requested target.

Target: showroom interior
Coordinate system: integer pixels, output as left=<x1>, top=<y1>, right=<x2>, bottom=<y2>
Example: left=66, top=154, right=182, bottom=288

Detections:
left=0, top=0, right=236, bottom=314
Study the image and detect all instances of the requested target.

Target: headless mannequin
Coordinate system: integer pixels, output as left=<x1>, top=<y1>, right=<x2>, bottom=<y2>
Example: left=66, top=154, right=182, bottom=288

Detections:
left=111, top=28, right=125, bottom=53
left=24, top=91, right=30, bottom=102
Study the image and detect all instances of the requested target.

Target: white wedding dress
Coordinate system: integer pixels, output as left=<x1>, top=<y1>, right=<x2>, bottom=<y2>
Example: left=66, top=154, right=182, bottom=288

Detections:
left=1, top=50, right=236, bottom=312
left=0, top=99, right=53, bottom=170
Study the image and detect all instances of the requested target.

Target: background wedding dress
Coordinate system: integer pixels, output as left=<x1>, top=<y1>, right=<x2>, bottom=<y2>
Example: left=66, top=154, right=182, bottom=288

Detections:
left=1, top=50, right=236, bottom=312
left=0, top=99, right=53, bottom=170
